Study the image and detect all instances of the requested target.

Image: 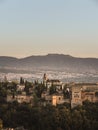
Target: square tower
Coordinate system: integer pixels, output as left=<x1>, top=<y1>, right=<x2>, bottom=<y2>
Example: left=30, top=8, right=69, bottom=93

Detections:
left=71, top=86, right=82, bottom=108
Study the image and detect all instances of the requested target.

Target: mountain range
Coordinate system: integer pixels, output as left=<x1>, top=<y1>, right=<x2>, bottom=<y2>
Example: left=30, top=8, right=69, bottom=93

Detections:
left=0, top=54, right=98, bottom=73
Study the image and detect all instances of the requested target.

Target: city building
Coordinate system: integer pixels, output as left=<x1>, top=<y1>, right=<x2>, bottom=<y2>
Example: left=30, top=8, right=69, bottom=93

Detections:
left=7, top=92, right=33, bottom=104
left=71, top=86, right=82, bottom=108
left=43, top=73, right=63, bottom=89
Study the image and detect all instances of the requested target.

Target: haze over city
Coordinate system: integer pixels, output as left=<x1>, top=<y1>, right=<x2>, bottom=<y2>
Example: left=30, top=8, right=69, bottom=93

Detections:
left=1, top=1, right=98, bottom=130
left=0, top=0, right=98, bottom=58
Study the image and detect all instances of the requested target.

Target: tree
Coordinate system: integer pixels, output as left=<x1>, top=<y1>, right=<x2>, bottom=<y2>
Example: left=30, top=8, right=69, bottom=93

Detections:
left=20, top=77, right=24, bottom=85
left=49, top=85, right=56, bottom=95
left=0, top=119, right=3, bottom=130
left=35, top=83, right=45, bottom=98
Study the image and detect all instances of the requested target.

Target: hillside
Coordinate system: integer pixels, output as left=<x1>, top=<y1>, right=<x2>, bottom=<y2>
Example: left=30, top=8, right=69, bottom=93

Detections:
left=0, top=54, right=98, bottom=73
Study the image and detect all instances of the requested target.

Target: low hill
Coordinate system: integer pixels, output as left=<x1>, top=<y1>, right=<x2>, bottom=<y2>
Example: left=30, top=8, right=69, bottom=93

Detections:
left=0, top=54, right=98, bottom=73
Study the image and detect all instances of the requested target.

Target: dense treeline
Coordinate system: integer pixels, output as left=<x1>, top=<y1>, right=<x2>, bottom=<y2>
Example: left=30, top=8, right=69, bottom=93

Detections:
left=0, top=101, right=98, bottom=130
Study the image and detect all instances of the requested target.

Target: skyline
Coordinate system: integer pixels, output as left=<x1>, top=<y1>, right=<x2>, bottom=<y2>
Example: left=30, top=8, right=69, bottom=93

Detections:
left=0, top=0, right=98, bottom=58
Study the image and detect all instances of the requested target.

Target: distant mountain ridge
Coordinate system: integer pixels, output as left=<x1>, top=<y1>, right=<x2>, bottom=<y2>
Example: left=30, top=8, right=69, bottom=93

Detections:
left=0, top=54, right=98, bottom=73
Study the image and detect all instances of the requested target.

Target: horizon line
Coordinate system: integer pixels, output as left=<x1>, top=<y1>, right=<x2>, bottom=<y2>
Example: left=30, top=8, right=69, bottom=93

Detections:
left=0, top=53, right=98, bottom=59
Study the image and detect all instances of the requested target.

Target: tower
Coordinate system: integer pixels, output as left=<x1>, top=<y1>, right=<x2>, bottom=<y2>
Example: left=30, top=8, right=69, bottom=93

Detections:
left=4, top=76, right=7, bottom=82
left=71, top=86, right=82, bottom=108
left=43, top=73, right=47, bottom=86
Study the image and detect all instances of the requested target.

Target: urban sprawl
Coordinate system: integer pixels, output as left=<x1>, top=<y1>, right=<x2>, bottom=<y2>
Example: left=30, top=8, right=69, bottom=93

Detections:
left=0, top=73, right=98, bottom=130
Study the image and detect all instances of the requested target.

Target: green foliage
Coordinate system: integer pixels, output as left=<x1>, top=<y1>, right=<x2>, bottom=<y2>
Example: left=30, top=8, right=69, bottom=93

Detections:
left=0, top=101, right=98, bottom=130
left=20, top=77, right=24, bottom=85
left=0, top=119, right=3, bottom=130
left=24, top=81, right=33, bottom=95
left=95, top=92, right=98, bottom=97
left=49, top=85, right=56, bottom=95
left=35, top=83, right=46, bottom=98
left=0, top=81, right=98, bottom=130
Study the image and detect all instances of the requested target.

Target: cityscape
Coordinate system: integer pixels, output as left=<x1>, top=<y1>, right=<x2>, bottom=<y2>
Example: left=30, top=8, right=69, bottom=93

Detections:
left=0, top=0, right=98, bottom=130
left=0, top=72, right=98, bottom=130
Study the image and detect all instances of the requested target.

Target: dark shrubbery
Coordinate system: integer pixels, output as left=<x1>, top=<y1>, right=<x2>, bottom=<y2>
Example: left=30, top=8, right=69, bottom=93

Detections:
left=0, top=101, right=98, bottom=130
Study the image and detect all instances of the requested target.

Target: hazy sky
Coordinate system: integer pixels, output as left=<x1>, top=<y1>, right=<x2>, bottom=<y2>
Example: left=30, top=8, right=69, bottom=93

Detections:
left=0, top=0, right=98, bottom=58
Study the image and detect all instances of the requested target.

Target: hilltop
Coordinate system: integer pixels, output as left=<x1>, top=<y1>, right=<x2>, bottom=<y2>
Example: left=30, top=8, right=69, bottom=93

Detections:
left=0, top=54, right=98, bottom=73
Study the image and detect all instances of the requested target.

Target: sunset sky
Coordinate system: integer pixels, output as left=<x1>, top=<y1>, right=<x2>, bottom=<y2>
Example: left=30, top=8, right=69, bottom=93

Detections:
left=0, top=0, right=98, bottom=58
